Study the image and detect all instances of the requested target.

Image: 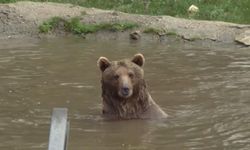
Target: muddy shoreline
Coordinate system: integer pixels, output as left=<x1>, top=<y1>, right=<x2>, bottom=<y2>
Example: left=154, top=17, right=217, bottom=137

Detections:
left=1, top=1, right=250, bottom=46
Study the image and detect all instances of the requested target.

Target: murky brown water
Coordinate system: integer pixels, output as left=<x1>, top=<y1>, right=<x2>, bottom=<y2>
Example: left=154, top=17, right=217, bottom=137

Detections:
left=0, top=36, right=250, bottom=150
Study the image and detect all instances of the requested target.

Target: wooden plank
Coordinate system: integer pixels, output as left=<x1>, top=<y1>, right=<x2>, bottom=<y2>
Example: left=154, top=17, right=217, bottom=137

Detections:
left=48, top=108, right=69, bottom=150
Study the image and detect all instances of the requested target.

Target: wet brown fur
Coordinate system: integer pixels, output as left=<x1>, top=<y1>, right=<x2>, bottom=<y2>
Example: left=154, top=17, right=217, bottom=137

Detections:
left=98, top=54, right=167, bottom=120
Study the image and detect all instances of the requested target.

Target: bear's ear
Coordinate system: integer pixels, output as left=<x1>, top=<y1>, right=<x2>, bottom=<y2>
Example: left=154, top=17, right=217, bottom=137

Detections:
left=97, top=57, right=111, bottom=72
left=131, top=53, right=145, bottom=67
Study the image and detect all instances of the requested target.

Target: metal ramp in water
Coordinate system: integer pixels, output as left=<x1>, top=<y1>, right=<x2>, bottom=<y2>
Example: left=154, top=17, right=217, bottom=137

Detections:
left=48, top=108, right=69, bottom=150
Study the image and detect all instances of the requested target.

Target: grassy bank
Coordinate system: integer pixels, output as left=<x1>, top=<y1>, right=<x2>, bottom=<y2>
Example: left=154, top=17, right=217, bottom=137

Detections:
left=1, top=0, right=250, bottom=24
left=39, top=16, right=139, bottom=34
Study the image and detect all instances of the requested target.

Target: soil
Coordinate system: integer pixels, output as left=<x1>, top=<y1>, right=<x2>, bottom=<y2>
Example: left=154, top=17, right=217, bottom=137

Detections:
left=1, top=1, right=250, bottom=45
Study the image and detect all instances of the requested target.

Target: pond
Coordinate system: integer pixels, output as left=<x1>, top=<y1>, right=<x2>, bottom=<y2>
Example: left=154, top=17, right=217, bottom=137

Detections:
left=0, top=36, right=250, bottom=150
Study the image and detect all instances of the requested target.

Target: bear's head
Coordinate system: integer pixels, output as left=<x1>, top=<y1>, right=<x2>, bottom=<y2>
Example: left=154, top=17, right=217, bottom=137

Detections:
left=97, top=53, right=145, bottom=99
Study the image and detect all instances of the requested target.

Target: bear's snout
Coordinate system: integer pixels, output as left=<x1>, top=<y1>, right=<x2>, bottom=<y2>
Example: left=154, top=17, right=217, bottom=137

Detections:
left=118, top=76, right=133, bottom=98
left=119, top=85, right=132, bottom=98
left=121, top=87, right=130, bottom=96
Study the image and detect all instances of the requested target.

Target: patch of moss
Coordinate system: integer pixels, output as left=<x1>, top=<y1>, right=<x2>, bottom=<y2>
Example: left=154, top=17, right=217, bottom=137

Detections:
left=39, top=16, right=139, bottom=34
left=97, top=22, right=139, bottom=31
left=166, top=31, right=177, bottom=36
left=188, top=36, right=202, bottom=41
left=143, top=28, right=178, bottom=37
left=143, top=27, right=162, bottom=34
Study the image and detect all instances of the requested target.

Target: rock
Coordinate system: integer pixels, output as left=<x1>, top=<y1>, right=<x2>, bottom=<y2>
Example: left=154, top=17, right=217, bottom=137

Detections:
left=188, top=5, right=199, bottom=15
left=129, top=30, right=141, bottom=40
left=111, top=11, right=119, bottom=16
left=235, top=30, right=250, bottom=46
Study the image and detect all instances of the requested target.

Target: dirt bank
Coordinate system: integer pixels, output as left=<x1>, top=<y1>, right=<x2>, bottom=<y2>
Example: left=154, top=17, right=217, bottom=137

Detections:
left=1, top=1, right=250, bottom=45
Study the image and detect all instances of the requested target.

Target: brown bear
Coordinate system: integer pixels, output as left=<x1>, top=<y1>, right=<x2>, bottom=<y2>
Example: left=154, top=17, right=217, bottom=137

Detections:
left=97, top=53, right=168, bottom=120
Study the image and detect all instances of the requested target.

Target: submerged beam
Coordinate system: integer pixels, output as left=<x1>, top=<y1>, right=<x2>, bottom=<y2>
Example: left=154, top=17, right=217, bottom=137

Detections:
left=48, top=108, right=69, bottom=150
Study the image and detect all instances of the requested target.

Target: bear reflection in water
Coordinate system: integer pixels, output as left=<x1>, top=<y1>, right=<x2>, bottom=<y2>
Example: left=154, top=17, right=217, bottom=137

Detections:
left=97, top=53, right=167, bottom=120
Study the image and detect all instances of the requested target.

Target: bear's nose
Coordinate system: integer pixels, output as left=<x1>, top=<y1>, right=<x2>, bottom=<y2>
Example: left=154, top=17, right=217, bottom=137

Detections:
left=121, top=87, right=130, bottom=96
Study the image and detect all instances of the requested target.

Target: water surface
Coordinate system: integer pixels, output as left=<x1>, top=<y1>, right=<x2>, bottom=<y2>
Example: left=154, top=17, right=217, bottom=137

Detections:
left=0, top=37, right=250, bottom=150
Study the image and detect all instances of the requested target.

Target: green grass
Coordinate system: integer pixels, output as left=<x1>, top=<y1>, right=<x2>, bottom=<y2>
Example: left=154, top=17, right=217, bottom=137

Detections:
left=143, top=27, right=177, bottom=36
left=166, top=31, right=177, bottom=36
left=39, top=16, right=63, bottom=33
left=81, top=0, right=250, bottom=24
left=101, top=22, right=139, bottom=31
left=2, top=0, right=250, bottom=24
left=143, top=27, right=162, bottom=34
left=39, top=16, right=139, bottom=34
left=79, top=0, right=250, bottom=24
left=0, top=0, right=15, bottom=3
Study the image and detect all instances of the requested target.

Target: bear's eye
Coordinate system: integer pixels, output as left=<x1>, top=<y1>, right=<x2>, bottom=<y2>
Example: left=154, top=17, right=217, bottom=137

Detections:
left=113, top=74, right=119, bottom=80
left=128, top=72, right=134, bottom=78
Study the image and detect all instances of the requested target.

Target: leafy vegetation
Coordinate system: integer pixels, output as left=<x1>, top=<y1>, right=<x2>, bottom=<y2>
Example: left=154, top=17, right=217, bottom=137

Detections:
left=39, top=17, right=63, bottom=33
left=39, top=16, right=139, bottom=34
